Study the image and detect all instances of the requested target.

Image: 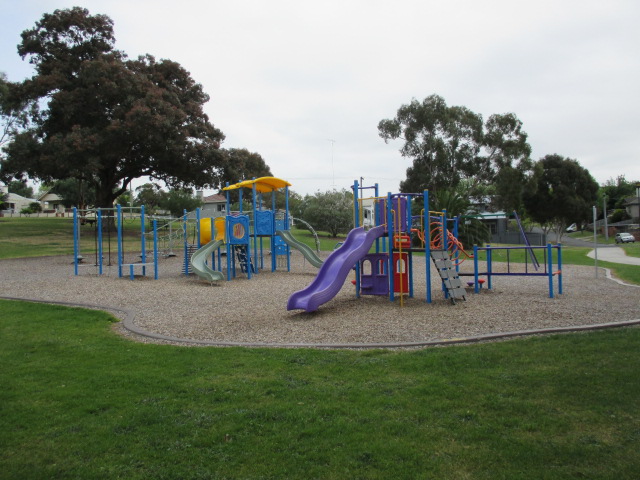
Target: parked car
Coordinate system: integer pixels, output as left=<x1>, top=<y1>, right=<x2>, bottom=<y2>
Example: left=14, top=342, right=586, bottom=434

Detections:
left=615, top=232, right=635, bottom=244
left=566, top=223, right=577, bottom=233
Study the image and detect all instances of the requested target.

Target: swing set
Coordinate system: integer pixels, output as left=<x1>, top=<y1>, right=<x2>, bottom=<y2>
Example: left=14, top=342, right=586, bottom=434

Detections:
left=73, top=205, right=159, bottom=280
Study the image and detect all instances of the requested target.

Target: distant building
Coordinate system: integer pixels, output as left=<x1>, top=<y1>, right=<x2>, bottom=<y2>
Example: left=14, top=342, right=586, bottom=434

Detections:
left=1, top=184, right=38, bottom=214
left=37, top=190, right=65, bottom=213
left=200, top=193, right=227, bottom=217
left=622, top=183, right=640, bottom=221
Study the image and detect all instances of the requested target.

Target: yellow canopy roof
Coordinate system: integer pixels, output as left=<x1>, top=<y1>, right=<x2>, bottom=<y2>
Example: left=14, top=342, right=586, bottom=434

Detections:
left=222, top=176, right=291, bottom=193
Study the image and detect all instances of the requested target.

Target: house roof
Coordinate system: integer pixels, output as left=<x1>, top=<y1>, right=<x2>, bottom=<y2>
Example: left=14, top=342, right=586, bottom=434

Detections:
left=222, top=176, right=291, bottom=193
left=623, top=196, right=640, bottom=206
left=203, top=193, right=226, bottom=203
left=38, top=190, right=62, bottom=202
left=7, top=192, right=37, bottom=203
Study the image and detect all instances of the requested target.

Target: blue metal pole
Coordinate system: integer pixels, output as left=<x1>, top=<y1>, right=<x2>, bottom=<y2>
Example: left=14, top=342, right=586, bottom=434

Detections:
left=97, top=209, right=103, bottom=275
left=226, top=216, right=231, bottom=281
left=272, top=187, right=277, bottom=272
left=387, top=192, right=394, bottom=302
left=252, top=182, right=258, bottom=274
left=141, top=205, right=146, bottom=277
left=353, top=180, right=360, bottom=298
left=487, top=244, right=492, bottom=290
left=440, top=211, right=448, bottom=299
left=474, top=245, right=479, bottom=294
left=153, top=220, right=159, bottom=280
left=353, top=179, right=360, bottom=227
left=442, top=210, right=448, bottom=253
left=375, top=183, right=380, bottom=253
left=285, top=186, right=290, bottom=272
left=406, top=195, right=412, bottom=233
left=558, top=244, right=563, bottom=295
left=453, top=216, right=460, bottom=273
left=183, top=209, right=188, bottom=276
left=424, top=190, right=431, bottom=304
left=73, top=207, right=79, bottom=276
left=196, top=207, right=201, bottom=248
left=408, top=251, right=414, bottom=298
left=117, top=204, right=123, bottom=278
left=547, top=243, right=554, bottom=298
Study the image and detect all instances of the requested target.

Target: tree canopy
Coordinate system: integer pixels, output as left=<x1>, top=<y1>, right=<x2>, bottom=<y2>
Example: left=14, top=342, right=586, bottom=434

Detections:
left=378, top=94, right=532, bottom=212
left=6, top=179, right=33, bottom=198
left=300, top=189, right=353, bottom=237
left=523, top=154, right=598, bottom=234
left=130, top=183, right=202, bottom=217
left=0, top=7, right=225, bottom=209
left=220, top=148, right=272, bottom=186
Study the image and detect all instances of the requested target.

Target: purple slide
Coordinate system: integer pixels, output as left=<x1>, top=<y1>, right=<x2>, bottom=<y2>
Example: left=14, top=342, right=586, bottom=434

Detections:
left=287, top=225, right=387, bottom=312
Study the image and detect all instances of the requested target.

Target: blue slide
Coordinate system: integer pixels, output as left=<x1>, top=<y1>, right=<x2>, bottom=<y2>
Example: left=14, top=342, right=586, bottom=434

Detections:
left=287, top=225, right=386, bottom=312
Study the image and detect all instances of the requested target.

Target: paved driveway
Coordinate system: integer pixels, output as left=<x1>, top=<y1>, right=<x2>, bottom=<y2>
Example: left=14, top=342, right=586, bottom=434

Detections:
left=587, top=246, right=640, bottom=266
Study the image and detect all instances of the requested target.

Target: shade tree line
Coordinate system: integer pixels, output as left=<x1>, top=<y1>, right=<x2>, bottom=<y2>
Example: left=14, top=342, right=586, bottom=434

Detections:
left=0, top=8, right=634, bottom=241
left=377, top=94, right=634, bottom=239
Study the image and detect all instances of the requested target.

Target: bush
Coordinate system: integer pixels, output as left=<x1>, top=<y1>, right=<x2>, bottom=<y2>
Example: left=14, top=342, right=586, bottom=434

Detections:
left=301, top=189, right=353, bottom=237
left=610, top=209, right=630, bottom=223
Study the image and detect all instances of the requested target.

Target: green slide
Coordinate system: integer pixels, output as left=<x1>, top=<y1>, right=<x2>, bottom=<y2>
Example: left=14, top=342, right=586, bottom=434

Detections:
left=276, top=230, right=323, bottom=268
left=190, top=239, right=225, bottom=282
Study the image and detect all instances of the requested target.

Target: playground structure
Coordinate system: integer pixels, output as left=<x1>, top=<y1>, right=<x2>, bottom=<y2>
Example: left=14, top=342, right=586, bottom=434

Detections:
left=184, top=176, right=321, bottom=283
left=73, top=205, right=159, bottom=280
left=71, top=176, right=324, bottom=283
left=287, top=180, right=563, bottom=312
left=71, top=176, right=562, bottom=312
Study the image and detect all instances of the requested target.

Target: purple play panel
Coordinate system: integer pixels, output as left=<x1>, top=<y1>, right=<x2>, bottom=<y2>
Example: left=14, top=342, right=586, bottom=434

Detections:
left=287, top=225, right=386, bottom=312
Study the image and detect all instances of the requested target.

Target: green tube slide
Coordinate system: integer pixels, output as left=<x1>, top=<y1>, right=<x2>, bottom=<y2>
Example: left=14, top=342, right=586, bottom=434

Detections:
left=190, top=239, right=225, bottom=282
left=276, top=230, right=323, bottom=268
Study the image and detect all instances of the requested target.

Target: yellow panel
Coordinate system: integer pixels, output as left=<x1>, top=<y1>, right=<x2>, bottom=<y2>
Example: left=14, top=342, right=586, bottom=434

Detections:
left=199, top=218, right=212, bottom=245
left=214, top=217, right=226, bottom=242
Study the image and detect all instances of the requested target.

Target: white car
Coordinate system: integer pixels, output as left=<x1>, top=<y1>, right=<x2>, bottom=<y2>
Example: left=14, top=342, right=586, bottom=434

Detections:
left=566, top=223, right=577, bottom=233
left=615, top=232, right=635, bottom=244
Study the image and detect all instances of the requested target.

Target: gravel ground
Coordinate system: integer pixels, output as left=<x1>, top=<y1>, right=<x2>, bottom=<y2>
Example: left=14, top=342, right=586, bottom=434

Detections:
left=1, top=251, right=639, bottom=348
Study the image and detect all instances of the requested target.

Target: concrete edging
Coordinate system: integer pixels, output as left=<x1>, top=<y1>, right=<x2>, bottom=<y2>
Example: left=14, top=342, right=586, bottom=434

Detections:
left=2, top=290, right=640, bottom=349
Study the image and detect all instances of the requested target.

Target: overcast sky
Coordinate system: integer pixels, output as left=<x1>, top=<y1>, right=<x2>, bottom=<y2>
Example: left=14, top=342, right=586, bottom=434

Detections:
left=2, top=0, right=639, bottom=197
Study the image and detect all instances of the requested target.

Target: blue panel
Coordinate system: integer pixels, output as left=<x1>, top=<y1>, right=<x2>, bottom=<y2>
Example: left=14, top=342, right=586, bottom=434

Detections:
left=227, top=215, right=250, bottom=245
left=255, top=210, right=274, bottom=236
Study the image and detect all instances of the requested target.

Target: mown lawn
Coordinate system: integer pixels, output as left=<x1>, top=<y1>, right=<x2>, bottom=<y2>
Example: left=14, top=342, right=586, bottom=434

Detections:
left=0, top=216, right=158, bottom=259
left=1, top=298, right=639, bottom=479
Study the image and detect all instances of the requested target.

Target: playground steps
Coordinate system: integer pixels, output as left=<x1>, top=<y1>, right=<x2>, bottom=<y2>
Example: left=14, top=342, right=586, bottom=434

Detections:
left=235, top=246, right=256, bottom=274
left=182, top=244, right=198, bottom=275
left=430, top=249, right=466, bottom=304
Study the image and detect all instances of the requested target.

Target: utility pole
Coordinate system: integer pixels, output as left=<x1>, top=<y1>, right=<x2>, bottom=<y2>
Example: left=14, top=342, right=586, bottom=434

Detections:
left=327, top=139, right=336, bottom=190
left=593, top=205, right=598, bottom=278
left=603, top=195, right=608, bottom=242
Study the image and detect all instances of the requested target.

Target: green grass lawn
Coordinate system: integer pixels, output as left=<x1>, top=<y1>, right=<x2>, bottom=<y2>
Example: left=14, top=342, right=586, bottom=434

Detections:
left=0, top=216, right=185, bottom=259
left=1, top=298, right=639, bottom=479
left=289, top=226, right=346, bottom=251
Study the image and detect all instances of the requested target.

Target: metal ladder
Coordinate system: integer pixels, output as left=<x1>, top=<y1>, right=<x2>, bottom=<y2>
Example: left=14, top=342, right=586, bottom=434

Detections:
left=235, top=246, right=255, bottom=274
left=430, top=249, right=467, bottom=304
left=182, top=244, right=198, bottom=275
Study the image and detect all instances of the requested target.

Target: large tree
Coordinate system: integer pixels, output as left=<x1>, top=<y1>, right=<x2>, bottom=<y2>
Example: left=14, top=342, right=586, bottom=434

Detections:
left=523, top=154, right=598, bottom=236
left=6, top=179, right=33, bottom=198
left=0, top=7, right=225, bottom=209
left=220, top=148, right=272, bottom=186
left=378, top=94, right=532, bottom=211
left=0, top=72, right=29, bottom=158
left=220, top=148, right=273, bottom=203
